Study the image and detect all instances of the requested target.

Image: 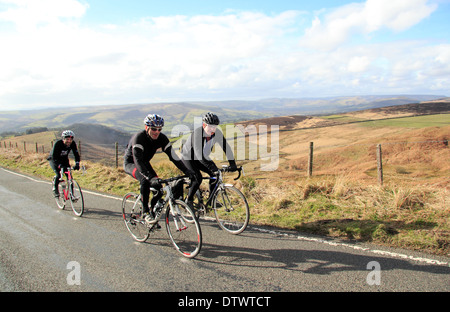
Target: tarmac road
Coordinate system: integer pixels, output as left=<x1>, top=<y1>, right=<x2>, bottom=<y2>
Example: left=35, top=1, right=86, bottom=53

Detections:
left=0, top=167, right=449, bottom=293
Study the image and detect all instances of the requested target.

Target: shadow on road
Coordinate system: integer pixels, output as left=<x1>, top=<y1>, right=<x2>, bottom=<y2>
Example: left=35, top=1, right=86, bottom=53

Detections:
left=197, top=228, right=449, bottom=276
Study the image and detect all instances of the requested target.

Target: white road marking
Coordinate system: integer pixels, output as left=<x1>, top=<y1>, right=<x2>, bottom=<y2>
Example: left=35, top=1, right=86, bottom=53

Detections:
left=1, top=167, right=122, bottom=201
left=250, top=227, right=449, bottom=267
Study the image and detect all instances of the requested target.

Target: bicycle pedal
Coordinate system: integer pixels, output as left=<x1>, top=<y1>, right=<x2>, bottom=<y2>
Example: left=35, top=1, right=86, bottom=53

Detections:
left=148, top=222, right=161, bottom=230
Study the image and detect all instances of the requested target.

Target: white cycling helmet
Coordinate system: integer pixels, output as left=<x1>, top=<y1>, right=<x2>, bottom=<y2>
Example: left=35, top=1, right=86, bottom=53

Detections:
left=62, top=130, right=75, bottom=138
left=144, top=114, right=164, bottom=127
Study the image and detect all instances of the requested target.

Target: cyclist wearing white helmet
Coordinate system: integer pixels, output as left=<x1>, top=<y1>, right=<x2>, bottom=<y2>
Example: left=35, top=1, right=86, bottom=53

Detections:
left=181, top=112, right=237, bottom=207
left=48, top=130, right=81, bottom=197
left=124, top=114, right=196, bottom=224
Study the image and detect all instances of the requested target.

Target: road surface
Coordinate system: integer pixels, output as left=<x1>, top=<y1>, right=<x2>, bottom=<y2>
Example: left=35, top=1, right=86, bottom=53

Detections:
left=0, top=167, right=448, bottom=293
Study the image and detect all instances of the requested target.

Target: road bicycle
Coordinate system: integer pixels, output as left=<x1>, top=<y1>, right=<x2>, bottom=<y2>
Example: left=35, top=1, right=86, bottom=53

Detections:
left=188, top=166, right=250, bottom=235
left=122, top=175, right=202, bottom=259
left=54, top=167, right=84, bottom=217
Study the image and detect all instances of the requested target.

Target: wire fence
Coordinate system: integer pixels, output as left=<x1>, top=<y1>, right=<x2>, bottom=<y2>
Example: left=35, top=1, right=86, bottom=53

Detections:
left=1, top=138, right=449, bottom=185
left=0, top=140, right=127, bottom=167
left=293, top=139, right=449, bottom=185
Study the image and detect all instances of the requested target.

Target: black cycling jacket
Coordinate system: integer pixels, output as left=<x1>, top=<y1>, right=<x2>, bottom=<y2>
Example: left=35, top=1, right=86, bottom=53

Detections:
left=181, top=126, right=236, bottom=172
left=124, top=130, right=187, bottom=179
left=48, top=139, right=80, bottom=167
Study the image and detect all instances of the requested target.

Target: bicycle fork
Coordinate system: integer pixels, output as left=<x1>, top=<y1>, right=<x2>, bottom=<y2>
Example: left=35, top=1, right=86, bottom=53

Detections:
left=168, top=200, right=188, bottom=232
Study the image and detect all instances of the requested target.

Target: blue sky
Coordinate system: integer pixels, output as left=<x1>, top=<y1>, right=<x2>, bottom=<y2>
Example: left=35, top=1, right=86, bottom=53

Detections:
left=0, top=0, right=449, bottom=110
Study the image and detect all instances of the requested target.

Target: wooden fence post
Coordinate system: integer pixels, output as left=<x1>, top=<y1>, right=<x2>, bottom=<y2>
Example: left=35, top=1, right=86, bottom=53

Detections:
left=23, top=141, right=26, bottom=152
left=376, top=144, right=383, bottom=186
left=115, top=142, right=119, bottom=168
left=307, top=142, right=314, bottom=177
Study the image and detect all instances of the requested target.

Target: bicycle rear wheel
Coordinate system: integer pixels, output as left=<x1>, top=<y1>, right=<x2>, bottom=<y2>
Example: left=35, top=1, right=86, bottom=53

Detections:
left=55, top=181, right=66, bottom=210
left=213, top=185, right=250, bottom=235
left=69, top=180, right=84, bottom=217
left=122, top=192, right=150, bottom=242
left=165, top=199, right=202, bottom=258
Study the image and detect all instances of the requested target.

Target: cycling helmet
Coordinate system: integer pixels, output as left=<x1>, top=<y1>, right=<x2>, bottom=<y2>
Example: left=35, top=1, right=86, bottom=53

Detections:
left=62, top=130, right=75, bottom=138
left=202, top=112, right=220, bottom=125
left=144, top=114, right=164, bottom=127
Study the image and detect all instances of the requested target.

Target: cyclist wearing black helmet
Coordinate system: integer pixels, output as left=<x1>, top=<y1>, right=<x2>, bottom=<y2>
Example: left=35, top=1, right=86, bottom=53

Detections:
left=181, top=112, right=237, bottom=207
left=124, top=114, right=196, bottom=224
left=48, top=130, right=81, bottom=197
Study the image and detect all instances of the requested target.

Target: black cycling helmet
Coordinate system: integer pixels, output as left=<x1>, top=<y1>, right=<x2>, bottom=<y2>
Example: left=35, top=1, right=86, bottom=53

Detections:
left=202, top=112, right=220, bottom=125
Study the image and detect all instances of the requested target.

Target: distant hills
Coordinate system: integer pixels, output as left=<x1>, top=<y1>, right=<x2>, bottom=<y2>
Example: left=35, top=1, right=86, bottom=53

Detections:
left=0, top=94, right=447, bottom=134
left=0, top=102, right=266, bottom=134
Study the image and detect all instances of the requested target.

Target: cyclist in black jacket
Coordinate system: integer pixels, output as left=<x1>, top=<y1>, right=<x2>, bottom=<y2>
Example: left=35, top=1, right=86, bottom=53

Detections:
left=181, top=112, right=237, bottom=207
left=48, top=130, right=80, bottom=197
left=124, top=114, right=196, bottom=224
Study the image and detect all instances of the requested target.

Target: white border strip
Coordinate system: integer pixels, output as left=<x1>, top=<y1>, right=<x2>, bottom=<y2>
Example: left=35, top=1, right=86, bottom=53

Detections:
left=251, top=226, right=450, bottom=267
left=0, top=167, right=122, bottom=201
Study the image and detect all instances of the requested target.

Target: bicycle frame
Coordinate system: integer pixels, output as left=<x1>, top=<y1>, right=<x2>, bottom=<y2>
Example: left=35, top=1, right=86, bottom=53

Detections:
left=198, top=166, right=243, bottom=208
left=127, top=185, right=190, bottom=232
left=55, top=166, right=84, bottom=217
left=59, top=167, right=74, bottom=201
left=150, top=184, right=184, bottom=229
left=122, top=175, right=202, bottom=258
left=192, top=166, right=249, bottom=235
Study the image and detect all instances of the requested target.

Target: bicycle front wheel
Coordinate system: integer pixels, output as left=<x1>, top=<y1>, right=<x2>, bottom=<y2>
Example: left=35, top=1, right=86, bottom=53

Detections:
left=69, top=180, right=84, bottom=217
left=214, top=185, right=250, bottom=235
left=122, top=192, right=150, bottom=242
left=165, top=200, right=202, bottom=258
left=55, top=182, right=66, bottom=210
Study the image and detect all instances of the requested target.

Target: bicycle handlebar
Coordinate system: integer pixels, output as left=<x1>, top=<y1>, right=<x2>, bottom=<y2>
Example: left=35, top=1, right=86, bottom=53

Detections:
left=150, top=175, right=190, bottom=192
left=201, top=166, right=243, bottom=181
left=59, top=166, right=84, bottom=172
left=154, top=165, right=243, bottom=189
left=159, top=175, right=188, bottom=184
left=223, top=166, right=243, bottom=180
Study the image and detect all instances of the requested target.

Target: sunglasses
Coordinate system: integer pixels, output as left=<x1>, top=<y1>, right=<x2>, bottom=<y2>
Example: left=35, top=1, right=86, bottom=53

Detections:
left=150, top=127, right=162, bottom=132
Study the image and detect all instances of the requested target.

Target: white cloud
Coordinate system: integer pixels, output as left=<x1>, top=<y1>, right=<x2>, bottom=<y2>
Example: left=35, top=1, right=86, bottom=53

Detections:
left=300, top=0, right=438, bottom=51
left=0, top=0, right=88, bottom=31
left=1, top=7, right=304, bottom=107
left=347, top=56, right=371, bottom=73
left=0, top=0, right=448, bottom=110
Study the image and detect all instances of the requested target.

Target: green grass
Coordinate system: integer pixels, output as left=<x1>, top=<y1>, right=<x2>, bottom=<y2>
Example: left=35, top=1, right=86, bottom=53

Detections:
left=321, top=115, right=366, bottom=123
left=358, top=114, right=450, bottom=128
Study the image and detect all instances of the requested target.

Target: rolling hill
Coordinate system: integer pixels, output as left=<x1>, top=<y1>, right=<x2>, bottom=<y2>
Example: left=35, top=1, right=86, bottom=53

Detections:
left=0, top=95, right=446, bottom=134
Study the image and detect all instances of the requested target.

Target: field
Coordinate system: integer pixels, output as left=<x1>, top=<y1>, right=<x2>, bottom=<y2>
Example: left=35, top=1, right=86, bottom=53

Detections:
left=0, top=104, right=449, bottom=255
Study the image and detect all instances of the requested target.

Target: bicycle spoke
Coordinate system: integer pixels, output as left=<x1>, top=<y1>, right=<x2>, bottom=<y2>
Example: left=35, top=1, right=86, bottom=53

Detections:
left=165, top=200, right=202, bottom=258
left=69, top=180, right=84, bottom=217
left=214, top=186, right=250, bottom=235
left=122, top=193, right=150, bottom=242
left=55, top=182, right=66, bottom=209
